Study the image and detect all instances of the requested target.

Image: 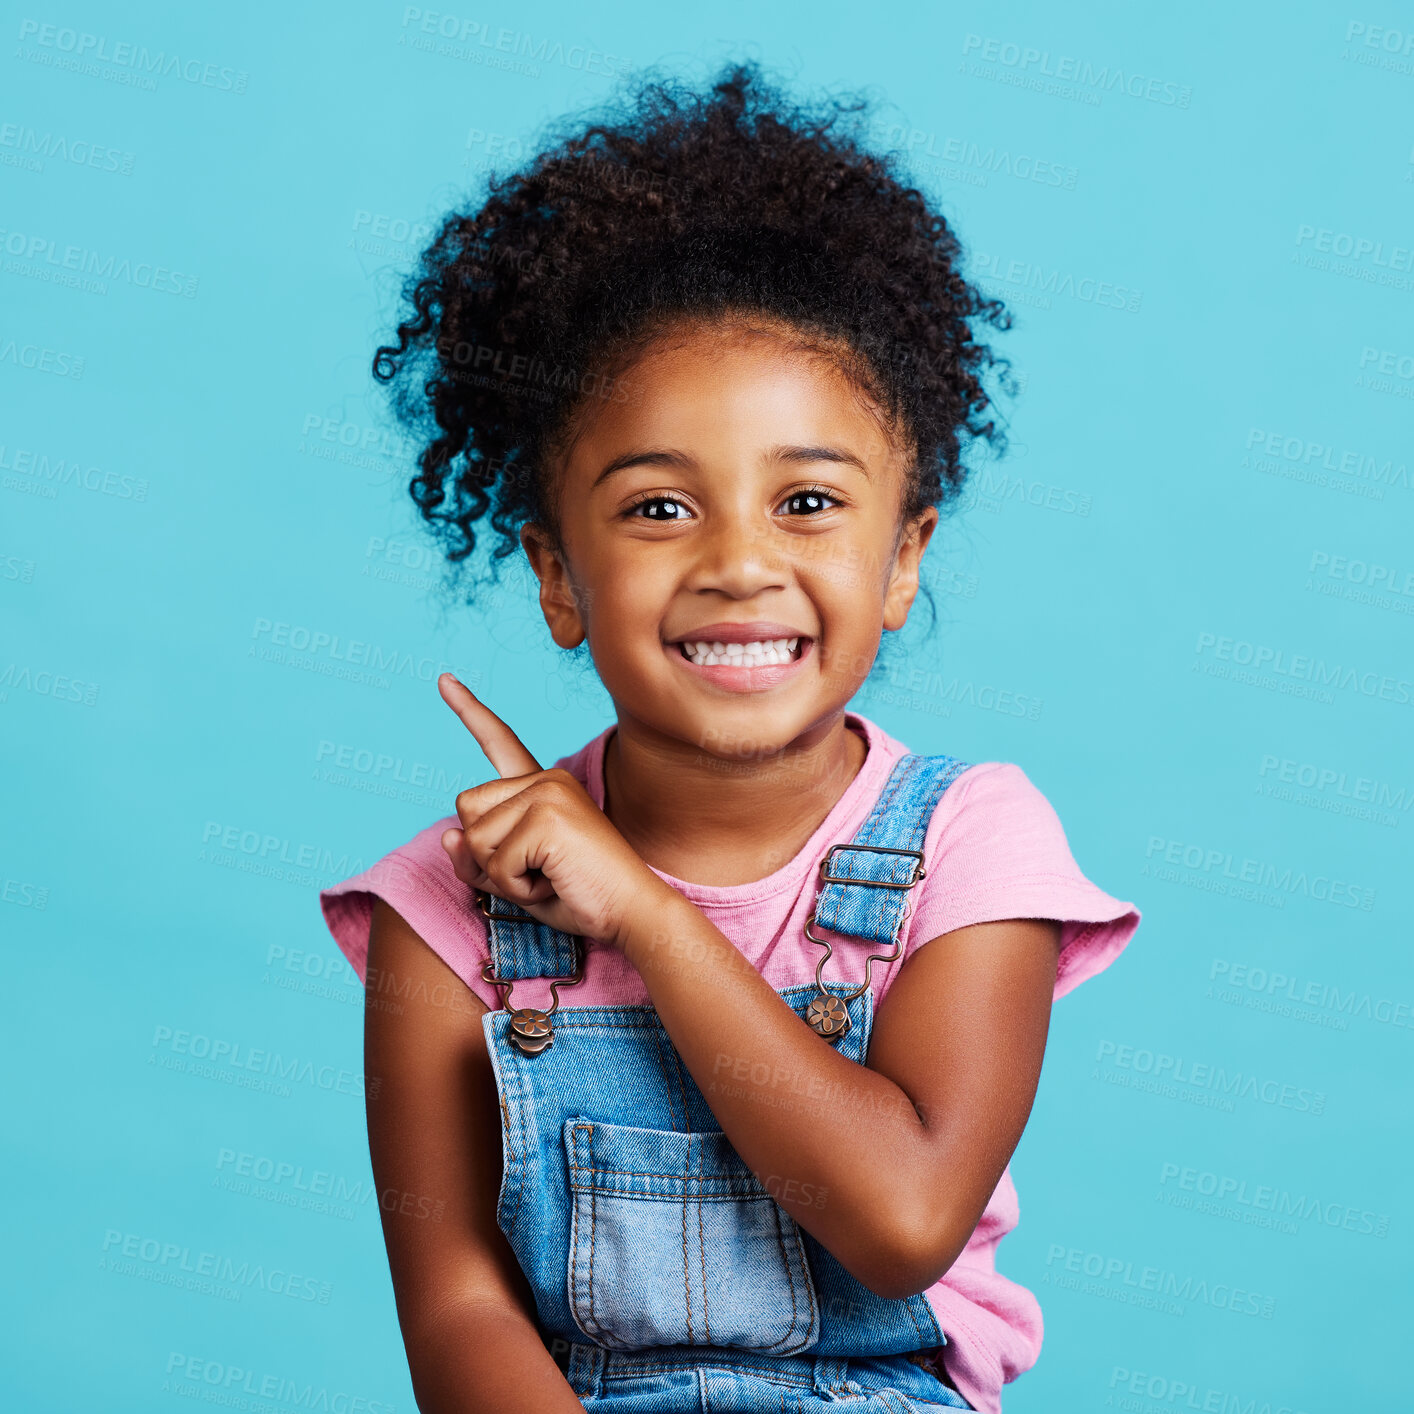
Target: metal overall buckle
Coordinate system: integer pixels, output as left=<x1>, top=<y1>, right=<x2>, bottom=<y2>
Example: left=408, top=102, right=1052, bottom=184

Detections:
left=476, top=890, right=585, bottom=1057
left=803, top=843, right=927, bottom=1042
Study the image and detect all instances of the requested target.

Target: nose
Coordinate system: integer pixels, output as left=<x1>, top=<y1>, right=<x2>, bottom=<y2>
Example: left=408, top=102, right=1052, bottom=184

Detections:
left=681, top=503, right=788, bottom=599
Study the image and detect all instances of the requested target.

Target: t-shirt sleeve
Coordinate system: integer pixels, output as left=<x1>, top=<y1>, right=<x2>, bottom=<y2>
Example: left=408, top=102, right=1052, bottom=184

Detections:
left=317, top=816, right=501, bottom=1013
left=903, top=761, right=1140, bottom=1001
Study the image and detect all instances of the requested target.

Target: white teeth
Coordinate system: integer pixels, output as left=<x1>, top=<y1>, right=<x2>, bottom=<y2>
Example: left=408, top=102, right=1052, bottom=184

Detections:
left=680, top=637, right=802, bottom=667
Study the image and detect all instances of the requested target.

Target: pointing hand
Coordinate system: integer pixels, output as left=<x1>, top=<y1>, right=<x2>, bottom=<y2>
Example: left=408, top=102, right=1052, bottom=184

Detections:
left=437, top=673, right=663, bottom=950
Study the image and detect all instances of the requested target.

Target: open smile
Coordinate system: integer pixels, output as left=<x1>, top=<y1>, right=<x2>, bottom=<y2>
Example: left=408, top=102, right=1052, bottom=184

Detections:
left=664, top=634, right=813, bottom=693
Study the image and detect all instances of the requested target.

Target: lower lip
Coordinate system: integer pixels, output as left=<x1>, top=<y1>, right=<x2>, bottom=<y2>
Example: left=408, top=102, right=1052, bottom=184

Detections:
left=666, top=639, right=813, bottom=693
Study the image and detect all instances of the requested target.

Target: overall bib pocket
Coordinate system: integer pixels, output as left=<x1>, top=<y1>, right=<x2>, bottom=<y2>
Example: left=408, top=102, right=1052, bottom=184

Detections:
left=563, top=1117, right=822, bottom=1354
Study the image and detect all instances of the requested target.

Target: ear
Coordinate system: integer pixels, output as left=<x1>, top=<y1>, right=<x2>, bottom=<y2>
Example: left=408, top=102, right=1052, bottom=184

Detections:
left=881, top=506, right=939, bottom=633
left=520, top=522, right=587, bottom=650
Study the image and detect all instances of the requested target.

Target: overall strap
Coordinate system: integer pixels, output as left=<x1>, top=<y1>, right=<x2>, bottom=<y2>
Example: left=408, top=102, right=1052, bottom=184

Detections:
left=481, top=891, right=580, bottom=982
left=810, top=751, right=973, bottom=948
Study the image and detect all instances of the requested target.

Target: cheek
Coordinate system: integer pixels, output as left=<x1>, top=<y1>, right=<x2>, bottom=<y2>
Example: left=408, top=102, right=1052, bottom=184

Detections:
left=583, top=571, right=667, bottom=650
left=800, top=541, right=885, bottom=602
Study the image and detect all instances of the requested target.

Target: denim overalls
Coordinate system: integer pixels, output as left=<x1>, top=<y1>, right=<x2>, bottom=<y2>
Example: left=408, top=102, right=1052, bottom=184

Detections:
left=478, top=751, right=977, bottom=1412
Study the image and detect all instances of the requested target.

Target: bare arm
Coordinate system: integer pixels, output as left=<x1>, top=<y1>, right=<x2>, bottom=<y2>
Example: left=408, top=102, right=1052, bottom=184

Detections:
left=363, top=895, right=587, bottom=1414
left=621, top=893, right=1062, bottom=1299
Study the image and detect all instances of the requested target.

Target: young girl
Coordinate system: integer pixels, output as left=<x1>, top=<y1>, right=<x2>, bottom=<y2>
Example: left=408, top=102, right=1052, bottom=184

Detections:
left=320, top=62, right=1140, bottom=1414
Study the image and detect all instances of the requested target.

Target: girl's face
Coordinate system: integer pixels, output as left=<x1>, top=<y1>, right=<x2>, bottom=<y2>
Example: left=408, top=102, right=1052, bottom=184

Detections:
left=521, top=320, right=937, bottom=761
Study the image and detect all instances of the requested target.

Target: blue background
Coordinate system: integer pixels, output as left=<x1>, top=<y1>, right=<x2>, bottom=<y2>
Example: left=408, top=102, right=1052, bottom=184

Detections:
left=4, top=3, right=1410, bottom=1409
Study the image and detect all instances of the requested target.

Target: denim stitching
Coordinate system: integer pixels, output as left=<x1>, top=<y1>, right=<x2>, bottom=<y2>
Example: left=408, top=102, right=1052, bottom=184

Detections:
left=566, top=1162, right=765, bottom=1194
left=603, top=1359, right=821, bottom=1387
left=511, top=1054, right=534, bottom=1236
left=752, top=1184, right=802, bottom=1353
left=499, top=1055, right=532, bottom=1241
left=681, top=1134, right=696, bottom=1344
left=566, top=1126, right=590, bottom=1339
left=566, top=1128, right=587, bottom=1337
left=586, top=1128, right=602, bottom=1342
left=695, top=1133, right=712, bottom=1344
left=794, top=1214, right=821, bottom=1346
left=746, top=1195, right=820, bottom=1356
left=494, top=1090, right=518, bottom=1234
left=569, top=1131, right=818, bottom=1353
left=900, top=1292, right=930, bottom=1345
left=566, top=1126, right=821, bottom=1349
left=569, top=1124, right=611, bottom=1345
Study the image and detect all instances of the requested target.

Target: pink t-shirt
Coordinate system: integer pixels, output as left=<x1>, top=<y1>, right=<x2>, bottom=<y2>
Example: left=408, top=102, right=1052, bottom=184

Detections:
left=320, top=710, right=1140, bottom=1414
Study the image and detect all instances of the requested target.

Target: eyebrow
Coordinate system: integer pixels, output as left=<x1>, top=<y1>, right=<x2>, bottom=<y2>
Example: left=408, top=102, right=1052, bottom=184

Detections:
left=591, top=444, right=870, bottom=491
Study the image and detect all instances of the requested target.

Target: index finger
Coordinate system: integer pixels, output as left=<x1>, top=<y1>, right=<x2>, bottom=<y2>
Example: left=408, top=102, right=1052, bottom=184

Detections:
left=438, top=673, right=542, bottom=779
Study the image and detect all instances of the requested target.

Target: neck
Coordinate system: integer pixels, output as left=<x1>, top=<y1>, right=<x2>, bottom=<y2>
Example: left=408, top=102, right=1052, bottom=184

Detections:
left=600, top=710, right=869, bottom=887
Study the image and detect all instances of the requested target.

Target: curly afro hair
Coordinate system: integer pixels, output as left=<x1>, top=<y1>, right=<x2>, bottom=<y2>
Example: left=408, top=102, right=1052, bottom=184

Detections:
left=372, top=59, right=1014, bottom=603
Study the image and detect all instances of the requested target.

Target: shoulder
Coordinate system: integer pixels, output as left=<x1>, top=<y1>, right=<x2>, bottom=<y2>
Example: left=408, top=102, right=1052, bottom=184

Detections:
left=930, top=759, right=1070, bottom=852
left=904, top=760, right=1142, bottom=1000
left=319, top=815, right=501, bottom=1011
